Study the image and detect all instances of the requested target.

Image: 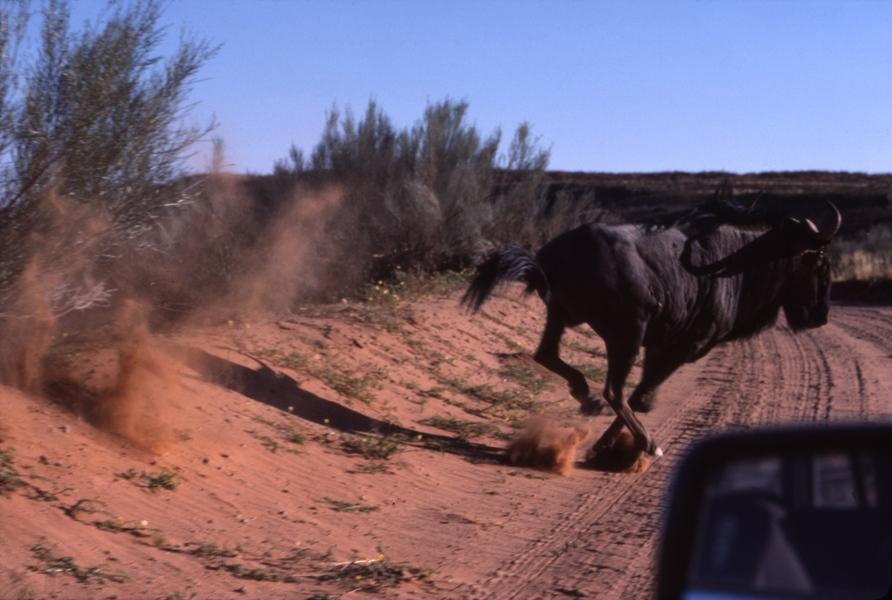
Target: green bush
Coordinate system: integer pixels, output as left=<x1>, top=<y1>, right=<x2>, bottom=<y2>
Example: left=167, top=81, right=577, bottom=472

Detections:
left=278, top=99, right=550, bottom=291
left=0, top=0, right=216, bottom=313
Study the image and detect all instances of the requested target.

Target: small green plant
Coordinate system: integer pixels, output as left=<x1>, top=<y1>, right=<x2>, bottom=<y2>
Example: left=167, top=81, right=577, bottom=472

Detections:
left=253, top=432, right=284, bottom=453
left=29, top=543, right=127, bottom=583
left=145, top=469, right=179, bottom=492
left=436, top=375, right=534, bottom=412
left=285, top=429, right=306, bottom=445
left=324, top=497, right=379, bottom=513
left=340, top=434, right=401, bottom=460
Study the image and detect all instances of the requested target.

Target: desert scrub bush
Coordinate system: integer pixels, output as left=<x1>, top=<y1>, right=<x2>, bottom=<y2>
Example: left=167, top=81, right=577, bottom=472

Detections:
left=831, top=224, right=892, bottom=280
left=0, top=0, right=217, bottom=378
left=276, top=98, right=549, bottom=292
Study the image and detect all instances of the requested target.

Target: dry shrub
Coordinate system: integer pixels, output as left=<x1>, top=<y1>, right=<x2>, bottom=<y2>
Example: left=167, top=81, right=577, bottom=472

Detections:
left=281, top=99, right=550, bottom=284
left=207, top=185, right=344, bottom=315
left=506, top=418, right=589, bottom=475
left=0, top=193, right=114, bottom=392
left=831, top=223, right=892, bottom=281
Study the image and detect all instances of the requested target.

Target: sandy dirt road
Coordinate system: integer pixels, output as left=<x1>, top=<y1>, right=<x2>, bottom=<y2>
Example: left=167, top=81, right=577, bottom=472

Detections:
left=461, top=304, right=892, bottom=599
left=2, top=299, right=890, bottom=599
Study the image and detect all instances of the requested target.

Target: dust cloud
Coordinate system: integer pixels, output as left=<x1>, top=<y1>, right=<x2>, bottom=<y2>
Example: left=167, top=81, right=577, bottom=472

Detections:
left=0, top=171, right=344, bottom=451
left=506, top=418, right=590, bottom=475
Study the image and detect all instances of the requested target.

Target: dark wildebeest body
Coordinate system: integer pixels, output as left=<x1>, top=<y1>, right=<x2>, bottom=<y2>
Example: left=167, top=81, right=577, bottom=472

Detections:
left=463, top=201, right=840, bottom=457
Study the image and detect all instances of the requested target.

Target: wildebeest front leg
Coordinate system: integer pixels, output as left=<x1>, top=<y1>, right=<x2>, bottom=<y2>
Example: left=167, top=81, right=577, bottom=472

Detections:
left=533, top=307, right=606, bottom=415
left=601, top=339, right=661, bottom=456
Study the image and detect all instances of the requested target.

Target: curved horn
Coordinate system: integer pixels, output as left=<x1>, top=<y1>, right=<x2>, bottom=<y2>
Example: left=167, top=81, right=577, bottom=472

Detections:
left=820, top=200, right=842, bottom=240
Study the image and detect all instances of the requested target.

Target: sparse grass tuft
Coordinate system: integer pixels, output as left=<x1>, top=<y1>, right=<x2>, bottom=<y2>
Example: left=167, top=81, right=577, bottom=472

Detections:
left=316, top=366, right=383, bottom=401
left=324, top=497, right=379, bottom=513
left=278, top=351, right=309, bottom=371
left=349, top=461, right=393, bottom=475
left=246, top=429, right=285, bottom=453
left=419, top=416, right=500, bottom=439
left=158, top=593, right=197, bottom=600
left=578, top=363, right=607, bottom=384
left=395, top=268, right=471, bottom=298
left=219, top=562, right=285, bottom=582
left=320, top=559, right=430, bottom=592
left=0, top=448, right=24, bottom=495
left=285, top=429, right=306, bottom=445
left=145, top=469, right=179, bottom=492
left=340, top=434, right=402, bottom=460
left=28, top=543, right=127, bottom=583
left=498, top=362, right=547, bottom=395
left=187, top=542, right=239, bottom=559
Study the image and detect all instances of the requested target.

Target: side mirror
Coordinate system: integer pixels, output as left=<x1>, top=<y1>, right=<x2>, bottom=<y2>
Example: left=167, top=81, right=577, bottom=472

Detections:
left=657, top=425, right=892, bottom=600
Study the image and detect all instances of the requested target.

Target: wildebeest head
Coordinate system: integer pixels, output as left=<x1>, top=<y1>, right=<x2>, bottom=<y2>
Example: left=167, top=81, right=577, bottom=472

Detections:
left=682, top=199, right=842, bottom=330
left=782, top=246, right=833, bottom=330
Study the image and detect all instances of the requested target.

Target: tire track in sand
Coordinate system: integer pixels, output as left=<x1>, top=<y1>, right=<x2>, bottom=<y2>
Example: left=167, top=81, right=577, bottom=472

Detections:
left=459, top=306, right=891, bottom=599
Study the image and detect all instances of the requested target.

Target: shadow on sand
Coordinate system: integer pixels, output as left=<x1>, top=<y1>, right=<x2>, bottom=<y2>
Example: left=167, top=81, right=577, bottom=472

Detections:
left=176, top=346, right=505, bottom=465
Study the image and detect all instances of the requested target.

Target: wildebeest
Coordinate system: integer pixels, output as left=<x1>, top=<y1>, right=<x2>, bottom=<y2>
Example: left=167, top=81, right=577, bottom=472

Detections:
left=462, top=188, right=841, bottom=458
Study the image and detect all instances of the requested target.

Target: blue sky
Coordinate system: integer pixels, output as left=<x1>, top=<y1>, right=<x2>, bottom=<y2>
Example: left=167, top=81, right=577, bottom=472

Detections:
left=70, top=1, right=892, bottom=174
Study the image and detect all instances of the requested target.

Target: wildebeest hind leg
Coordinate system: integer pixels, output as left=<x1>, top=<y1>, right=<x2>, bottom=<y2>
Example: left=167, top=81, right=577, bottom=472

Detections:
left=533, top=307, right=606, bottom=415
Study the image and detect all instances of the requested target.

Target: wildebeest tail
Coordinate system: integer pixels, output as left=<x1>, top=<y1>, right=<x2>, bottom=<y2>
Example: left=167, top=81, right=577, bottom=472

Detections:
left=461, top=246, right=550, bottom=312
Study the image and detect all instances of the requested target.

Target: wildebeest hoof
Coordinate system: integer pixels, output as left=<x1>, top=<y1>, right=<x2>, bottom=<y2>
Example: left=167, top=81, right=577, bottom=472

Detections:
left=651, top=446, right=664, bottom=458
left=586, top=430, right=650, bottom=473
